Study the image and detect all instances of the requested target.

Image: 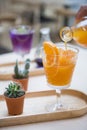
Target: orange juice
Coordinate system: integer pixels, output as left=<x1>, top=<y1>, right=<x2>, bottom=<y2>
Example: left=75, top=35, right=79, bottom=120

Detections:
left=60, top=18, right=87, bottom=48
left=73, top=25, right=87, bottom=47
left=43, top=42, right=78, bottom=88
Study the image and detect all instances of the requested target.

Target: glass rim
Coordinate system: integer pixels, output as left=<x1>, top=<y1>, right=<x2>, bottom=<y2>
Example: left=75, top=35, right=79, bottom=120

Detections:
left=41, top=43, right=79, bottom=56
left=9, top=25, right=35, bottom=34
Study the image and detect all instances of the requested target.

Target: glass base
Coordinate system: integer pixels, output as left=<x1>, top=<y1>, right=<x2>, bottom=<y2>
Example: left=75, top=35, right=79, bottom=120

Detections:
left=46, top=103, right=67, bottom=112
left=46, top=83, right=70, bottom=112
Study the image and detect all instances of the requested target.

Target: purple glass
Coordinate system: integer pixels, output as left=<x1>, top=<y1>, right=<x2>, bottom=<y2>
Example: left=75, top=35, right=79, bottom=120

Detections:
left=10, top=25, right=34, bottom=57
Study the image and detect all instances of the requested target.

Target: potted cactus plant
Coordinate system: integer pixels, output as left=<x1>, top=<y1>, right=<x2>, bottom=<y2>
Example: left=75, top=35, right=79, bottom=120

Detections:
left=12, top=59, right=30, bottom=91
left=4, top=82, right=25, bottom=115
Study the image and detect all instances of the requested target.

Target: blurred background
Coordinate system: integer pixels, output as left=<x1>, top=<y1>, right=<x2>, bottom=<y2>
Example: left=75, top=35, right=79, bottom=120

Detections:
left=0, top=0, right=87, bottom=54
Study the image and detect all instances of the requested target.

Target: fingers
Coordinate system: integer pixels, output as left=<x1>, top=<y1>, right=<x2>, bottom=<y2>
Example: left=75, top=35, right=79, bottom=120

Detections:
left=75, top=5, right=87, bottom=22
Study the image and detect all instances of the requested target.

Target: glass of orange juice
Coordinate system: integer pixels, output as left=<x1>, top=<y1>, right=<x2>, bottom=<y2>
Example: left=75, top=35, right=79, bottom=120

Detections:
left=42, top=42, right=79, bottom=111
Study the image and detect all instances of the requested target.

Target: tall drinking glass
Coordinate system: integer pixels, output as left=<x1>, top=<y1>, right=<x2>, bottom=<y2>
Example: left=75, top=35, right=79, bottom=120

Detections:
left=10, top=25, right=34, bottom=58
left=42, top=43, right=79, bottom=112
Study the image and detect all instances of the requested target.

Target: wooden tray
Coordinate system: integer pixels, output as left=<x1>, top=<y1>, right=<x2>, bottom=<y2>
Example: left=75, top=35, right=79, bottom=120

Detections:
left=0, top=89, right=87, bottom=127
left=0, top=67, right=44, bottom=80
left=0, top=57, right=44, bottom=80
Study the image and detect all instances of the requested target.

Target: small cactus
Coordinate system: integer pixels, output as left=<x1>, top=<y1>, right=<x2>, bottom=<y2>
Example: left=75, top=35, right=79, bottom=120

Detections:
left=4, top=82, right=25, bottom=98
left=14, top=59, right=30, bottom=79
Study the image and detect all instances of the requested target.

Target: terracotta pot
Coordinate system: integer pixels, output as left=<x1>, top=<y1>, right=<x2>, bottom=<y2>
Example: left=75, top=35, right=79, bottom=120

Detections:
left=4, top=94, right=25, bottom=115
left=12, top=76, right=29, bottom=91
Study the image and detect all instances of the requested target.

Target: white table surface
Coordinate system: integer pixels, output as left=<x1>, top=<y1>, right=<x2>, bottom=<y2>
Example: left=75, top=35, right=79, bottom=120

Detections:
left=0, top=44, right=87, bottom=130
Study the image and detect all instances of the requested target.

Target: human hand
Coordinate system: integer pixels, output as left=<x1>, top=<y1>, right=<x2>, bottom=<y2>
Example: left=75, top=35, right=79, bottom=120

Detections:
left=75, top=5, right=87, bottom=22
